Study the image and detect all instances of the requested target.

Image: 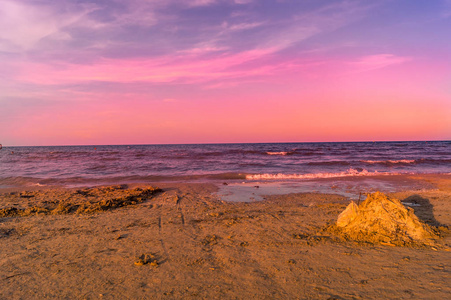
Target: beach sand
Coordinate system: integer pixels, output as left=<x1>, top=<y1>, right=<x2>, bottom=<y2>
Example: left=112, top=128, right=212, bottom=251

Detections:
left=1, top=175, right=450, bottom=299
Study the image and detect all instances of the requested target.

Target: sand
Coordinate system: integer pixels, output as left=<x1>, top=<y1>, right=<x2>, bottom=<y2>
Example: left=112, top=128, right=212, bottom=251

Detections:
left=0, top=175, right=450, bottom=299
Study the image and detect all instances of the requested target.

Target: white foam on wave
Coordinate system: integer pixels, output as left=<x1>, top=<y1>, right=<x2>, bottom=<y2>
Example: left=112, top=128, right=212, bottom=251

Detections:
left=266, top=151, right=288, bottom=156
left=362, top=159, right=415, bottom=164
left=246, top=168, right=398, bottom=180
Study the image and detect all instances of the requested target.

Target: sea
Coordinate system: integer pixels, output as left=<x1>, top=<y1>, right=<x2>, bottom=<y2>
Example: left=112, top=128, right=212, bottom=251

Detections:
left=1, top=141, right=450, bottom=200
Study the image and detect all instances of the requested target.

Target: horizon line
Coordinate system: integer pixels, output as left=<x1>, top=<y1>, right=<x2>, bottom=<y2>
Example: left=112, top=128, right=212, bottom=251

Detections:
left=1, top=139, right=449, bottom=148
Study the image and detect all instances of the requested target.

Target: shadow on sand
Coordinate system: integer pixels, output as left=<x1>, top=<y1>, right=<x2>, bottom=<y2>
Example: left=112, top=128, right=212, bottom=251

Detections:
left=401, top=195, right=442, bottom=227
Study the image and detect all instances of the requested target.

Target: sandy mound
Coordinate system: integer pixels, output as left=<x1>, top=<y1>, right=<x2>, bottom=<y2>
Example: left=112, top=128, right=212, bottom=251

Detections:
left=334, top=192, right=439, bottom=246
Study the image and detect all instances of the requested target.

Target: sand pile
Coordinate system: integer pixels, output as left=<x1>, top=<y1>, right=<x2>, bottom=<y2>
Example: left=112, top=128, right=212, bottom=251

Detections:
left=335, top=192, right=438, bottom=246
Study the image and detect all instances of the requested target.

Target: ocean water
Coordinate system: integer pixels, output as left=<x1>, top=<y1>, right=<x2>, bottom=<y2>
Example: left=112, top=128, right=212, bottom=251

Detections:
left=0, top=141, right=449, bottom=191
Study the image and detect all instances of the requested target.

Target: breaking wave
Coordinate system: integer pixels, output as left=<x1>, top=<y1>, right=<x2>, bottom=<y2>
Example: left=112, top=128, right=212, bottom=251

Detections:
left=246, top=168, right=401, bottom=180
left=266, top=151, right=289, bottom=156
left=361, top=159, right=416, bottom=164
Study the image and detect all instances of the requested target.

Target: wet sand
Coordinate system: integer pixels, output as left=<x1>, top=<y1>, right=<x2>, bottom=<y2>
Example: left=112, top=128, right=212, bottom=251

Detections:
left=1, top=175, right=450, bottom=299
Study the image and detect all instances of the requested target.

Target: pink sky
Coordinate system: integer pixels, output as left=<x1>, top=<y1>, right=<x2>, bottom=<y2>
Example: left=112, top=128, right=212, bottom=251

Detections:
left=1, top=0, right=450, bottom=146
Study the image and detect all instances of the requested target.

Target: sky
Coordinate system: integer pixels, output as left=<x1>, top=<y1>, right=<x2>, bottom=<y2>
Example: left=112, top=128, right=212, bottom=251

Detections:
left=1, top=0, right=450, bottom=146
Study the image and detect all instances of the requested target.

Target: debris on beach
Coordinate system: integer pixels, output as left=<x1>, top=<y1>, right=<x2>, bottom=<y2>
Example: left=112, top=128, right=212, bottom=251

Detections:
left=0, top=185, right=162, bottom=218
left=201, top=234, right=220, bottom=246
left=334, top=192, right=439, bottom=246
left=134, top=253, right=159, bottom=266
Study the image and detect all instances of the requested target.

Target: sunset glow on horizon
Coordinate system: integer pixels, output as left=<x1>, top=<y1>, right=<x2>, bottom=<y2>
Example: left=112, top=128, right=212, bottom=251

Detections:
left=1, top=0, right=450, bottom=146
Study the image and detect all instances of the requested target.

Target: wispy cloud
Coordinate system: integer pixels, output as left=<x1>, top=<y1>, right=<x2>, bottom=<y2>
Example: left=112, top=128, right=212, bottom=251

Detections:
left=186, top=0, right=217, bottom=7
left=14, top=46, right=291, bottom=86
left=0, top=0, right=97, bottom=52
left=351, top=54, right=412, bottom=72
left=225, top=21, right=264, bottom=31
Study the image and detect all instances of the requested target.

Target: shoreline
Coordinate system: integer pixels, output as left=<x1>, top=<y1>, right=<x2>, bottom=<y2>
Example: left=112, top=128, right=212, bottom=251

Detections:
left=0, top=173, right=446, bottom=196
left=1, top=174, right=450, bottom=299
